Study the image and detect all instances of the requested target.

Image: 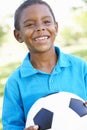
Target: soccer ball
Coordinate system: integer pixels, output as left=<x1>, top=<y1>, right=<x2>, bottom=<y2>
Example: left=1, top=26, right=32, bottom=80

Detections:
left=25, top=92, right=87, bottom=130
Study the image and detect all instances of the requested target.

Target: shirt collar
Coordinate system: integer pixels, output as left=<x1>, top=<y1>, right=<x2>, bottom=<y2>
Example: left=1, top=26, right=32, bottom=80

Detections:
left=55, top=46, right=71, bottom=68
left=20, top=53, right=38, bottom=77
left=20, top=47, right=72, bottom=77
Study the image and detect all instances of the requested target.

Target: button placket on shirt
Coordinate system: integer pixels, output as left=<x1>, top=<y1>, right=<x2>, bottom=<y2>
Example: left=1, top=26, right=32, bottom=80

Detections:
left=48, top=67, right=62, bottom=92
left=48, top=70, right=58, bottom=88
left=49, top=75, right=53, bottom=88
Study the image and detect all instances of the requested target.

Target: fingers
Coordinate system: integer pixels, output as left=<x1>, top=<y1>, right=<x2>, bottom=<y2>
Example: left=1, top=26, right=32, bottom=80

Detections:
left=84, top=101, right=87, bottom=107
left=24, top=125, right=39, bottom=130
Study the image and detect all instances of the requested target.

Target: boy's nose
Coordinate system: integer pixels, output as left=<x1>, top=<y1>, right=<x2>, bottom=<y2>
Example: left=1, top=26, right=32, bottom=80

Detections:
left=35, top=23, right=45, bottom=31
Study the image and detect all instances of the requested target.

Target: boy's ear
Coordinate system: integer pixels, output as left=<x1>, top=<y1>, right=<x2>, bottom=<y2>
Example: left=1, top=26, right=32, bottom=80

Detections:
left=14, top=29, right=23, bottom=43
left=55, top=22, right=58, bottom=33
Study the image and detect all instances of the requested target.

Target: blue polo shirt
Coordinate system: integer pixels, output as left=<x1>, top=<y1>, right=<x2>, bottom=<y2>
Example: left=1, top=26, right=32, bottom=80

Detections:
left=2, top=46, right=87, bottom=130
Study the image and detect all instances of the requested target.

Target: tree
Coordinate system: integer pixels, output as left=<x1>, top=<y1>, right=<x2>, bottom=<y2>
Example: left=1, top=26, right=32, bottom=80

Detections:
left=0, top=15, right=10, bottom=45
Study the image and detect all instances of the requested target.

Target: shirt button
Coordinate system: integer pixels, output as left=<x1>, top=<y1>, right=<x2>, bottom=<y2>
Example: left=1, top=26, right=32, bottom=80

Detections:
left=51, top=79, right=53, bottom=83
left=49, top=79, right=53, bottom=84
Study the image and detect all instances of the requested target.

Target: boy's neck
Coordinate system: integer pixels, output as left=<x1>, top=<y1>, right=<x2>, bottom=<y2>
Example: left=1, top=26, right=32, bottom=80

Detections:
left=30, top=48, right=58, bottom=73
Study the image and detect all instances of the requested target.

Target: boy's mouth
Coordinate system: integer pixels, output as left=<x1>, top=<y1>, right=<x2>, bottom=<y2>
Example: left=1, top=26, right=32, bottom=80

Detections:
left=35, top=36, right=49, bottom=41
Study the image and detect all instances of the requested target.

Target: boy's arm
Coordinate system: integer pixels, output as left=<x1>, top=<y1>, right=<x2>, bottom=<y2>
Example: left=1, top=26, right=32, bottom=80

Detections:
left=2, top=78, right=25, bottom=130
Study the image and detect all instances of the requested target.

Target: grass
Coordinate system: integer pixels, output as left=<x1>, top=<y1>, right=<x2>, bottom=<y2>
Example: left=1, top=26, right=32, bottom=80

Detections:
left=0, top=49, right=87, bottom=130
left=72, top=49, right=87, bottom=60
left=0, top=118, right=2, bottom=130
left=0, top=62, right=21, bottom=97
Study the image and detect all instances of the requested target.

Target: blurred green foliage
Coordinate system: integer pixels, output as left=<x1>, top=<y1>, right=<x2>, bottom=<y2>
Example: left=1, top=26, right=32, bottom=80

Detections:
left=60, top=26, right=81, bottom=46
left=73, top=11, right=87, bottom=37
left=83, top=0, right=87, bottom=3
left=0, top=62, right=21, bottom=97
left=72, top=49, right=87, bottom=60
left=0, top=119, right=2, bottom=130
left=60, top=3, right=87, bottom=46
left=0, top=14, right=11, bottom=46
left=0, top=24, right=10, bottom=46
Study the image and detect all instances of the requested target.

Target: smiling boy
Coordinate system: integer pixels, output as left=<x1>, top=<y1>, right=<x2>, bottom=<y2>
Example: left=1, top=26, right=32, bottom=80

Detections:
left=2, top=0, right=87, bottom=130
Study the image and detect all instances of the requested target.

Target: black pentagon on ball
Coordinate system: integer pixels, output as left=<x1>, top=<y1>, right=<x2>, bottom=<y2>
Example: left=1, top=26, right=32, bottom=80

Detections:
left=69, top=98, right=87, bottom=117
left=33, top=108, right=54, bottom=130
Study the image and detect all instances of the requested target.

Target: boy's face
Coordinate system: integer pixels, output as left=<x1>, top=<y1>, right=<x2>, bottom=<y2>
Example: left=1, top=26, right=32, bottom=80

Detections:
left=14, top=4, right=58, bottom=53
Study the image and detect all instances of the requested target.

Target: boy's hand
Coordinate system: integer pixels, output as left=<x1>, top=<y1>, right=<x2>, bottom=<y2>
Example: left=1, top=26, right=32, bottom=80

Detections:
left=24, top=125, right=39, bottom=130
left=84, top=101, right=87, bottom=107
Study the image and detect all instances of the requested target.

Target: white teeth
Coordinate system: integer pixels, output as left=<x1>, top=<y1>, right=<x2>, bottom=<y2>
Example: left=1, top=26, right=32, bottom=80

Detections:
left=35, top=36, right=48, bottom=41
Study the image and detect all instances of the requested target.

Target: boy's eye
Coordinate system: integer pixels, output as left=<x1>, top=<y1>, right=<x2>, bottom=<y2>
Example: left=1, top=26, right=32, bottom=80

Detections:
left=44, top=20, right=51, bottom=24
left=26, top=23, right=35, bottom=27
left=27, top=23, right=34, bottom=26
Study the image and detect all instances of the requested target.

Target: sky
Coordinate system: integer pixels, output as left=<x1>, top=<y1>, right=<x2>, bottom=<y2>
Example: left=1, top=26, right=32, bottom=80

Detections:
left=0, top=0, right=84, bottom=29
left=0, top=0, right=84, bottom=16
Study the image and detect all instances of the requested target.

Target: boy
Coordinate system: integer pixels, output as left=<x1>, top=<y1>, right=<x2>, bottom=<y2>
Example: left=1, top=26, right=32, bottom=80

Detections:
left=2, top=0, right=87, bottom=130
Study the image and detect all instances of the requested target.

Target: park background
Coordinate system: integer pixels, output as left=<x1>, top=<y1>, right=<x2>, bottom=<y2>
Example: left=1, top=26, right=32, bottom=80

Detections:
left=0, top=0, right=87, bottom=129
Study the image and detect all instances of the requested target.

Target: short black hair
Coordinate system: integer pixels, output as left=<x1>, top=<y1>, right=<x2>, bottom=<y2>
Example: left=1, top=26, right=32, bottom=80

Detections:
left=14, top=0, right=56, bottom=30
